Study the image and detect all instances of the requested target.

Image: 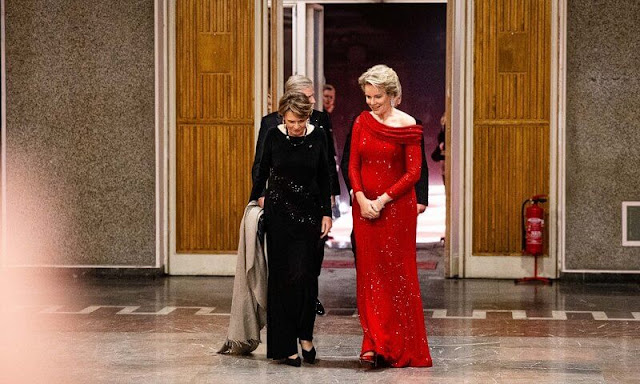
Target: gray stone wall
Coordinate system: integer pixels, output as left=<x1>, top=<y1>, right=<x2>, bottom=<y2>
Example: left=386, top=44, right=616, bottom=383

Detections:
left=565, top=1, right=640, bottom=270
left=5, top=0, right=156, bottom=266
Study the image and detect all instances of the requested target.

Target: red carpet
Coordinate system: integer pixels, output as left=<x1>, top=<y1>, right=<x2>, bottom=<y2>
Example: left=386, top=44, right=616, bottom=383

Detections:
left=322, top=260, right=437, bottom=270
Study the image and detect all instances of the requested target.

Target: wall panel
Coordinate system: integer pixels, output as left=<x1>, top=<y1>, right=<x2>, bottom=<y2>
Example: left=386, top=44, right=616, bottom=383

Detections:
left=4, top=0, right=156, bottom=266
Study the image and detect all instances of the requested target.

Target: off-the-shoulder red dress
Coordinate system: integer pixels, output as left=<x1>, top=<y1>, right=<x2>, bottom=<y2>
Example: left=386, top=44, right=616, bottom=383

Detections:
left=348, top=111, right=432, bottom=368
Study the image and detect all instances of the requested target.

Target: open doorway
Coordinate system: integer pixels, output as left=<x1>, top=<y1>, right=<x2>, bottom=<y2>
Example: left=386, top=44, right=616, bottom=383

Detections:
left=319, top=3, right=447, bottom=277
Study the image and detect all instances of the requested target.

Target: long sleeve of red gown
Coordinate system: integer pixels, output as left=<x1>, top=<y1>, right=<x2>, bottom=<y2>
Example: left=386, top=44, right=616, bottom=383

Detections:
left=386, top=141, right=422, bottom=199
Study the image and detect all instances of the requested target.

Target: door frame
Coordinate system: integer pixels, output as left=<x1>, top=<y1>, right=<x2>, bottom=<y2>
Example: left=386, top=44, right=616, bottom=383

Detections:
left=283, top=1, right=325, bottom=110
left=459, top=0, right=566, bottom=278
left=164, top=0, right=267, bottom=275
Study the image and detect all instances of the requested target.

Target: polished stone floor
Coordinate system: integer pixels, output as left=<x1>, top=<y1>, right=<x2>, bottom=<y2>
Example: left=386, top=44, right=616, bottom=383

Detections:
left=1, top=246, right=639, bottom=383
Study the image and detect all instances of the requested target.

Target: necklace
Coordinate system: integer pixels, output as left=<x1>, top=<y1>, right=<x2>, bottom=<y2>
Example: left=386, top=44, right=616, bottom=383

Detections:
left=285, top=125, right=307, bottom=147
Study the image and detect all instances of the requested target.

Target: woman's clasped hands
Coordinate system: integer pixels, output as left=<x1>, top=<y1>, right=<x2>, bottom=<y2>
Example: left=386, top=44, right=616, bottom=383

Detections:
left=355, top=192, right=387, bottom=220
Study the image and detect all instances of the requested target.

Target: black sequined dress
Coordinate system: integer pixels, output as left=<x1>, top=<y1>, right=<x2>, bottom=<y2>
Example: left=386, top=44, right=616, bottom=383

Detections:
left=249, top=125, right=332, bottom=360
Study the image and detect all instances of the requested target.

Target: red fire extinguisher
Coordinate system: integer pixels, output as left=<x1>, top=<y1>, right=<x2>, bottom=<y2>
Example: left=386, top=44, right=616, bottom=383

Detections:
left=521, top=194, right=547, bottom=256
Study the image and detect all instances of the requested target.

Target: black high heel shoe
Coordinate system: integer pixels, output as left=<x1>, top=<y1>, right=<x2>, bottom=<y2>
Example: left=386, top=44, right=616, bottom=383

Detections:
left=315, top=299, right=325, bottom=316
left=359, top=352, right=377, bottom=368
left=284, top=356, right=301, bottom=367
left=359, top=352, right=386, bottom=368
left=301, top=346, right=317, bottom=364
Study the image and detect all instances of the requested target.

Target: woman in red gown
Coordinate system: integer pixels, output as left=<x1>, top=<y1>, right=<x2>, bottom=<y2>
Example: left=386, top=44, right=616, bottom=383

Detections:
left=348, top=65, right=432, bottom=368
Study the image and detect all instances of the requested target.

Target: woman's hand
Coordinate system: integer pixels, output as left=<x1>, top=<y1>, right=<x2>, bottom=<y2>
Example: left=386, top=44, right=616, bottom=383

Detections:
left=320, top=216, right=332, bottom=238
left=258, top=197, right=265, bottom=208
left=368, top=193, right=392, bottom=217
left=355, top=192, right=380, bottom=220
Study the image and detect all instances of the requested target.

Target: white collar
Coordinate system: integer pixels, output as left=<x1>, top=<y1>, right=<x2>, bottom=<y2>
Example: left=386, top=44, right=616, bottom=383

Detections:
left=277, top=123, right=315, bottom=135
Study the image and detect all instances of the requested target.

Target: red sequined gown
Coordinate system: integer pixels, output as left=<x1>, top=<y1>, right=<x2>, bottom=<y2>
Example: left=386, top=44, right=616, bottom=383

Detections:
left=348, top=111, right=432, bottom=368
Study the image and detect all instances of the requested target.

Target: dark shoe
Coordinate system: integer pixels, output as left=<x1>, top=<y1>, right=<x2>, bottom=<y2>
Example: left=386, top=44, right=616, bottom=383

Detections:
left=301, top=346, right=317, bottom=364
left=283, top=356, right=301, bottom=367
left=360, top=352, right=386, bottom=369
left=359, top=352, right=377, bottom=368
left=315, top=299, right=325, bottom=315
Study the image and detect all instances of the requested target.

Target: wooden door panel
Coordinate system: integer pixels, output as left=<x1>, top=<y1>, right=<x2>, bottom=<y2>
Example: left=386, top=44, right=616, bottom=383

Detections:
left=473, top=0, right=550, bottom=255
left=176, top=0, right=254, bottom=253
left=473, top=124, right=549, bottom=254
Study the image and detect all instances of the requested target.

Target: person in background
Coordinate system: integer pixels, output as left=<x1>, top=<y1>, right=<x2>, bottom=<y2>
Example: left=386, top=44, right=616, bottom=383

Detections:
left=322, top=84, right=336, bottom=114
left=348, top=64, right=432, bottom=368
left=431, top=113, right=446, bottom=185
left=250, top=91, right=332, bottom=366
left=323, top=83, right=341, bottom=218
left=252, top=75, right=340, bottom=316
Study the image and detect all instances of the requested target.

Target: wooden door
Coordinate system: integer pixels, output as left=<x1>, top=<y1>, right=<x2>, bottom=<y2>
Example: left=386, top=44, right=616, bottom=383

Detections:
left=176, top=0, right=254, bottom=254
left=472, top=0, right=550, bottom=256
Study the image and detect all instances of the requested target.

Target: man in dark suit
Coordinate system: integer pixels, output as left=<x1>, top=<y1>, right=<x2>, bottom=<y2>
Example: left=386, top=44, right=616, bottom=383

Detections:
left=251, top=75, right=340, bottom=316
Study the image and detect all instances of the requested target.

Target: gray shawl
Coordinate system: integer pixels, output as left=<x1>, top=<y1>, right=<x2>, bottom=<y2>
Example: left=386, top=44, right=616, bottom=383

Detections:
left=218, top=202, right=268, bottom=355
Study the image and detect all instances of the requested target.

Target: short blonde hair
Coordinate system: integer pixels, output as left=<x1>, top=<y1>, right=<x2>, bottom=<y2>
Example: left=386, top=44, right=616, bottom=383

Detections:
left=277, top=91, right=313, bottom=118
left=358, top=64, right=401, bottom=97
left=285, top=75, right=314, bottom=94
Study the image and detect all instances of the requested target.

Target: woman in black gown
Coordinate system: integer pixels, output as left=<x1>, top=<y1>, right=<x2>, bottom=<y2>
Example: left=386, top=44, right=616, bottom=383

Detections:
left=250, top=91, right=333, bottom=366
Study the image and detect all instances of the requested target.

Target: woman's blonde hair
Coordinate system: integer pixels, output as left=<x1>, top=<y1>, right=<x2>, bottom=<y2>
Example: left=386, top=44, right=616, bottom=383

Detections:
left=358, top=64, right=401, bottom=97
left=277, top=91, right=313, bottom=118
